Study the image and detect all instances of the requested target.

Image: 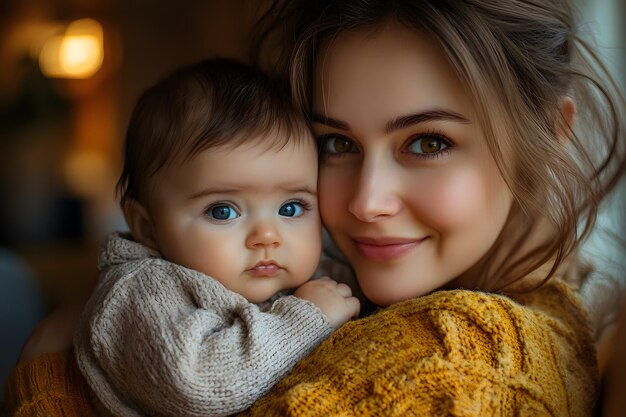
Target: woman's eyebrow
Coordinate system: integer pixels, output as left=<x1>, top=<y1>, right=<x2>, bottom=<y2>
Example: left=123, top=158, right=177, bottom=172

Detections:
left=311, top=109, right=469, bottom=132
left=385, top=110, right=470, bottom=133
left=311, top=113, right=350, bottom=130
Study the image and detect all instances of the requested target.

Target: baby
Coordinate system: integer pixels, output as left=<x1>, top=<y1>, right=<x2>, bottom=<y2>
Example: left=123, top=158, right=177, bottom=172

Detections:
left=74, top=58, right=360, bottom=417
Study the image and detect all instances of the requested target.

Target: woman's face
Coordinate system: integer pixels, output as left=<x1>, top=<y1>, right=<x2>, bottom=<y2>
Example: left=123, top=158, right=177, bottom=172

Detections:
left=313, top=24, right=513, bottom=306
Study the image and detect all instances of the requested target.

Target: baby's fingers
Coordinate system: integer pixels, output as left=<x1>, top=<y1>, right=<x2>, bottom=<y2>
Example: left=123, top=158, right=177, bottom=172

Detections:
left=335, top=283, right=353, bottom=298
left=345, top=296, right=361, bottom=319
left=315, top=276, right=334, bottom=283
left=350, top=297, right=361, bottom=318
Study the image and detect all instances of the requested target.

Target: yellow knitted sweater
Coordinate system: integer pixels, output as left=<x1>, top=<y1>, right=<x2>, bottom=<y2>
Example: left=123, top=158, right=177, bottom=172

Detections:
left=4, top=350, right=94, bottom=417
left=4, top=279, right=597, bottom=417
left=241, top=280, right=598, bottom=417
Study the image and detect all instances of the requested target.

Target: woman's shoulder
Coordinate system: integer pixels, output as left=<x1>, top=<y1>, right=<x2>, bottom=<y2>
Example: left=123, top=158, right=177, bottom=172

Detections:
left=4, top=350, right=96, bottom=417
left=242, top=280, right=599, bottom=417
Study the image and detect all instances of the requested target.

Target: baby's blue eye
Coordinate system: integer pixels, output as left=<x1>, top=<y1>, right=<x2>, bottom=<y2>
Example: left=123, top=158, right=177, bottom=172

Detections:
left=207, top=204, right=239, bottom=220
left=279, top=202, right=304, bottom=217
left=407, top=136, right=450, bottom=155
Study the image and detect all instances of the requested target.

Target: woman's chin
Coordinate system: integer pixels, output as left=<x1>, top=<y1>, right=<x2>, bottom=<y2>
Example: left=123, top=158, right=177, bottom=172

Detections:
left=359, top=281, right=425, bottom=307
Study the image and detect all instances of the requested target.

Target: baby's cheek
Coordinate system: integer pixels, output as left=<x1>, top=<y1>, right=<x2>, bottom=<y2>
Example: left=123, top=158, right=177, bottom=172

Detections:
left=185, top=231, right=239, bottom=279
left=294, top=222, right=324, bottom=279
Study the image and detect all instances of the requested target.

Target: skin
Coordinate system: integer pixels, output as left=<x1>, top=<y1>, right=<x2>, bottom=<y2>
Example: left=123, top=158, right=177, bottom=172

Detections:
left=313, top=23, right=513, bottom=306
left=138, top=138, right=323, bottom=304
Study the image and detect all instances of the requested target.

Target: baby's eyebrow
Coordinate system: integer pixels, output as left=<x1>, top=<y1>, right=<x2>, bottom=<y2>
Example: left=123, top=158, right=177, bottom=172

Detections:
left=188, top=186, right=317, bottom=200
left=283, top=186, right=317, bottom=196
left=187, top=188, right=241, bottom=200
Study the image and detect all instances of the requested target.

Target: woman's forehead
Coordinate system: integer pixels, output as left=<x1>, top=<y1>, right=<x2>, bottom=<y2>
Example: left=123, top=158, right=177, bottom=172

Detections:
left=312, top=24, right=474, bottom=128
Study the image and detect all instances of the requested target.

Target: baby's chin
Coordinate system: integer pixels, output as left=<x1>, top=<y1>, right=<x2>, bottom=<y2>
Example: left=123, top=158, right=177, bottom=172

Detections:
left=242, top=281, right=307, bottom=305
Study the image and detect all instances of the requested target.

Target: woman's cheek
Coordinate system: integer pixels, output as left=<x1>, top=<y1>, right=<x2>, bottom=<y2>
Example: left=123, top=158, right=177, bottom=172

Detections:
left=406, top=167, right=494, bottom=232
left=318, top=168, right=350, bottom=228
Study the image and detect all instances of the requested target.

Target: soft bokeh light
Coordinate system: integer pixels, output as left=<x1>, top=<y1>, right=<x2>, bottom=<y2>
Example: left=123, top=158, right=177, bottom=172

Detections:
left=38, top=18, right=103, bottom=79
left=62, top=150, right=112, bottom=198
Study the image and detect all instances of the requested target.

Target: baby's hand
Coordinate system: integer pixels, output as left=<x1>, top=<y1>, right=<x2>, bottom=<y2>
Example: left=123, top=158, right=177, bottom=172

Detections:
left=294, top=277, right=360, bottom=329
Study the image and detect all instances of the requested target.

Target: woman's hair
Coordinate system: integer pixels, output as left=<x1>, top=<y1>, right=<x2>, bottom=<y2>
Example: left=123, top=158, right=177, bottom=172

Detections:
left=252, top=0, right=626, bottom=291
left=117, top=58, right=307, bottom=208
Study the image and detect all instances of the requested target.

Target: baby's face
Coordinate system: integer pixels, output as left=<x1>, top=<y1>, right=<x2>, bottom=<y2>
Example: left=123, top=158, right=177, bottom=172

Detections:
left=146, top=135, right=321, bottom=303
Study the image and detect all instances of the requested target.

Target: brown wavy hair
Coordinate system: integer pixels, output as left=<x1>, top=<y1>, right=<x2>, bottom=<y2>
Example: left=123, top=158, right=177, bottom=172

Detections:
left=251, top=0, right=625, bottom=292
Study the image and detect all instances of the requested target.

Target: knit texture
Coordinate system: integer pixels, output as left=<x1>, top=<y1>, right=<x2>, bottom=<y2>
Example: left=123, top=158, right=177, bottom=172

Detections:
left=74, top=232, right=333, bottom=417
left=241, top=280, right=598, bottom=417
left=4, top=351, right=94, bottom=417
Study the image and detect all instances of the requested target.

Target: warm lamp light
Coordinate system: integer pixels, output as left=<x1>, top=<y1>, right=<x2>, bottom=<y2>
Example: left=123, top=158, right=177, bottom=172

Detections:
left=63, top=150, right=112, bottom=197
left=38, top=18, right=104, bottom=79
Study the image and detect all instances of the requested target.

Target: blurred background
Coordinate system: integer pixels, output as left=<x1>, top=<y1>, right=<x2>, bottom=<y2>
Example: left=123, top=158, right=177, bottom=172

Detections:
left=0, top=0, right=624, bottom=401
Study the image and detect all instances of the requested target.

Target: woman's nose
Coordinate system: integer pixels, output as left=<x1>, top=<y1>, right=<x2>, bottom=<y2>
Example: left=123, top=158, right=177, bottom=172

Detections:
left=246, top=219, right=281, bottom=249
left=348, top=157, right=402, bottom=222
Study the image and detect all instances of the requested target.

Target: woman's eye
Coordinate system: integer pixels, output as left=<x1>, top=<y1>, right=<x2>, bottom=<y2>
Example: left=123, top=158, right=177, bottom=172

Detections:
left=206, top=204, right=239, bottom=220
left=278, top=202, right=304, bottom=217
left=319, top=135, right=358, bottom=155
left=407, top=135, right=450, bottom=156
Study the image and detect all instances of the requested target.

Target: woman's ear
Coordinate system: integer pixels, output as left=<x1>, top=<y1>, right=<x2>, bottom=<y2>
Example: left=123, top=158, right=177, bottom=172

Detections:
left=557, top=96, right=576, bottom=142
left=123, top=200, right=158, bottom=250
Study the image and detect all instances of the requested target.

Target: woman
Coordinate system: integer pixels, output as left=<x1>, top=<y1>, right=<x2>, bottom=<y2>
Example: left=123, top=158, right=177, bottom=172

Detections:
left=239, top=1, right=624, bottom=415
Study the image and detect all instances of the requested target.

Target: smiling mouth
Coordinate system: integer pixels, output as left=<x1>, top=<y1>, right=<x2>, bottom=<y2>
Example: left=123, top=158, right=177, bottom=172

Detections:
left=352, top=237, right=428, bottom=262
left=247, top=261, right=283, bottom=277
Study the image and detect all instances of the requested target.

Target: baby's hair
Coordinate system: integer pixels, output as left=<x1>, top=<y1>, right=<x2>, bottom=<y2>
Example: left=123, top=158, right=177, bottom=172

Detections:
left=117, top=58, right=308, bottom=208
left=252, top=0, right=625, bottom=291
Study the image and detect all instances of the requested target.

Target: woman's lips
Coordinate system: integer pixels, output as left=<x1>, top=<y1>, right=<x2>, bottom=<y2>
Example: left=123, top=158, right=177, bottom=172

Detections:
left=247, top=261, right=282, bottom=277
left=352, top=237, right=427, bottom=262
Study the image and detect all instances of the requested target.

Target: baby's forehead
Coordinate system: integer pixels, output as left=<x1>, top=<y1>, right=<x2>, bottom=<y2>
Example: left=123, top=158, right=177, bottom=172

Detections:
left=143, top=123, right=317, bottom=198
left=208, top=132, right=317, bottom=166
left=204, top=126, right=316, bottom=159
left=180, top=130, right=318, bottom=172
left=160, top=132, right=317, bottom=186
